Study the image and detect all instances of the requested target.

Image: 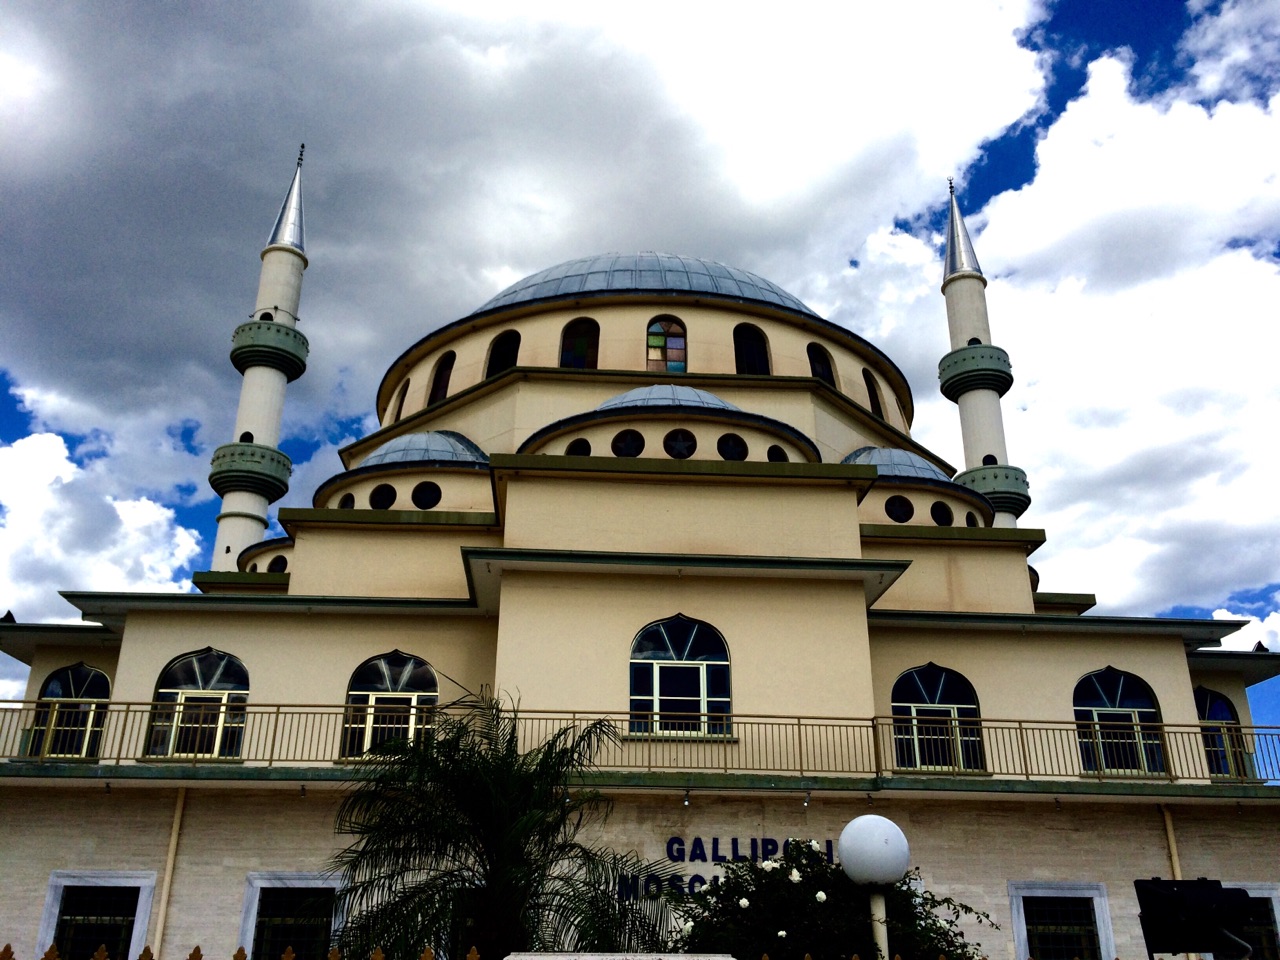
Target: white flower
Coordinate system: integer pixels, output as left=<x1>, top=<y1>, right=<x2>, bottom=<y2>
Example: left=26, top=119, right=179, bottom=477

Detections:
left=815, top=890, right=827, bottom=903
left=810, top=840, right=821, bottom=852
left=777, top=931, right=787, bottom=938
left=682, top=921, right=694, bottom=935
left=789, top=868, right=802, bottom=883
left=739, top=897, right=750, bottom=908
left=761, top=859, right=779, bottom=872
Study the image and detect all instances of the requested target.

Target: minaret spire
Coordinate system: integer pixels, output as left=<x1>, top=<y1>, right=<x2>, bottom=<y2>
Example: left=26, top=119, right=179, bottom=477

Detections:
left=208, top=151, right=312, bottom=570
left=937, top=183, right=1030, bottom=528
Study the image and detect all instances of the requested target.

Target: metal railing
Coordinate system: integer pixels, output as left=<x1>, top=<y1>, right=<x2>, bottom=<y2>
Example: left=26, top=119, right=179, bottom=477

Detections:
left=0, top=701, right=1276, bottom=785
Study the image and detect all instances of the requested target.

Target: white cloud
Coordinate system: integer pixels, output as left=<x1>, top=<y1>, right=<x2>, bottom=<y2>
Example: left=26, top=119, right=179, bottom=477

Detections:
left=0, top=432, right=201, bottom=624
left=1213, top=607, right=1280, bottom=652
left=1181, top=0, right=1280, bottom=101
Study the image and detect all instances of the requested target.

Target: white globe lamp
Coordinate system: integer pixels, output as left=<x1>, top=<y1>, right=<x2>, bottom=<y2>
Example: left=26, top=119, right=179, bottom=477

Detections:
left=839, top=815, right=910, bottom=960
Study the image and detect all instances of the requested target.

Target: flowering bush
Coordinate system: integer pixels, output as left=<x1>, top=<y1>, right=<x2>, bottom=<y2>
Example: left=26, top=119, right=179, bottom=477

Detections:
left=672, top=837, right=993, bottom=960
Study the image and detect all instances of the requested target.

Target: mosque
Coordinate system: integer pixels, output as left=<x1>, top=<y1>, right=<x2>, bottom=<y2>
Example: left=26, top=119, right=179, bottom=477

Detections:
left=2, top=157, right=1280, bottom=960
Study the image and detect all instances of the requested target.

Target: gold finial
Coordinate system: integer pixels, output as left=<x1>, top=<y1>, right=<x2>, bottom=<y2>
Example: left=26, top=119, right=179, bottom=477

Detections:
left=947, top=176, right=955, bottom=195
left=297, top=144, right=306, bottom=168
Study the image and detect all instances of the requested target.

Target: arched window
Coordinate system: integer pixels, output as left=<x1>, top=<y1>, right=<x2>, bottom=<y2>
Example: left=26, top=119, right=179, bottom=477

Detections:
left=428, top=351, right=455, bottom=406
left=891, top=663, right=984, bottom=771
left=485, top=331, right=521, bottom=379
left=646, top=316, right=686, bottom=373
left=28, top=663, right=110, bottom=759
left=147, top=648, right=249, bottom=759
left=1196, top=686, right=1248, bottom=779
left=1073, top=667, right=1164, bottom=774
left=807, top=343, right=837, bottom=388
left=342, top=652, right=439, bottom=757
left=629, top=613, right=729, bottom=735
left=560, top=318, right=599, bottom=369
left=389, top=378, right=410, bottom=422
left=862, top=369, right=885, bottom=419
left=733, top=323, right=770, bottom=375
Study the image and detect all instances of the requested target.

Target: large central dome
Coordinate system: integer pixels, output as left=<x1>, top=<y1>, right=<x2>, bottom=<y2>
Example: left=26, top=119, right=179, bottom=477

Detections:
left=473, top=252, right=818, bottom=318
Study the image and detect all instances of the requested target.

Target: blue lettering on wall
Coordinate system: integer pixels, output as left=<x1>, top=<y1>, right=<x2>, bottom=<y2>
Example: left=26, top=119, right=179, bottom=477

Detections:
left=667, top=836, right=685, bottom=862
left=689, top=836, right=707, bottom=862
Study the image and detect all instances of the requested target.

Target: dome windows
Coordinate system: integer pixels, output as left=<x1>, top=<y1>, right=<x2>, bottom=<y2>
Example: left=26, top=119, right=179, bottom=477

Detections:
left=411, top=481, right=442, bottom=510
left=565, top=438, right=592, bottom=456
left=646, top=317, right=686, bottom=374
left=733, top=323, right=770, bottom=375
left=807, top=343, right=837, bottom=389
left=560, top=318, right=599, bottom=370
left=612, top=430, right=645, bottom=457
left=663, top=429, right=697, bottom=460
left=862, top=369, right=885, bottom=419
left=369, top=483, right=397, bottom=510
left=717, top=433, right=748, bottom=461
left=428, top=352, right=455, bottom=406
left=485, top=331, right=521, bottom=379
left=885, top=495, right=914, bottom=523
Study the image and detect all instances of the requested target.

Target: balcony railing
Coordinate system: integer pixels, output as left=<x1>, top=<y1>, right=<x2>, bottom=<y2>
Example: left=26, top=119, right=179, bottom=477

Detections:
left=0, top=702, right=1276, bottom=786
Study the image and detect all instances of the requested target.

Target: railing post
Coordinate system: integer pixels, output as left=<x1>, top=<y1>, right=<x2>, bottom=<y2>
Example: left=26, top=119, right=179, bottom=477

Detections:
left=871, top=717, right=884, bottom=776
left=1016, top=720, right=1031, bottom=780
left=795, top=716, right=805, bottom=777
left=109, top=702, right=135, bottom=764
left=266, top=705, right=282, bottom=767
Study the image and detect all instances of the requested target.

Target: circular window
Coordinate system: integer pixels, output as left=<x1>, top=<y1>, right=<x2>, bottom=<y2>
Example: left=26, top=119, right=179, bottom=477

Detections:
left=930, top=501, right=954, bottom=526
left=663, top=428, right=697, bottom=459
left=965, top=511, right=980, bottom=528
left=885, top=495, right=914, bottom=523
left=767, top=444, right=789, bottom=463
left=982, top=454, right=998, bottom=466
left=717, top=433, right=748, bottom=461
left=337, top=493, right=355, bottom=510
left=611, top=429, right=645, bottom=458
left=267, top=555, right=288, bottom=573
left=412, top=481, right=442, bottom=510
left=565, top=438, right=591, bottom=456
left=369, top=483, right=398, bottom=509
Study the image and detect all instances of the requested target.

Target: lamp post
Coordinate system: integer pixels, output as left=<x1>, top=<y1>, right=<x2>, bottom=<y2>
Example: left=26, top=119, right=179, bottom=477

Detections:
left=839, top=814, right=910, bottom=960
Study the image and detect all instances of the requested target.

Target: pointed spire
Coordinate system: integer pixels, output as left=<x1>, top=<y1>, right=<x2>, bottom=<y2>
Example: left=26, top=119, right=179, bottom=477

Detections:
left=942, top=178, right=983, bottom=286
left=266, top=144, right=305, bottom=254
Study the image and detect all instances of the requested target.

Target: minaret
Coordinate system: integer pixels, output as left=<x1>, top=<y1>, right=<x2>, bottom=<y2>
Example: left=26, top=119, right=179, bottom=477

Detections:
left=208, top=147, right=310, bottom=570
left=938, top=180, right=1030, bottom=528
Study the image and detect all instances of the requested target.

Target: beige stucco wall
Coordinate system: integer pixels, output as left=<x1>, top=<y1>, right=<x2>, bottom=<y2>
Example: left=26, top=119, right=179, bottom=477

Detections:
left=863, top=541, right=1036, bottom=613
left=500, top=474, right=865, bottom=560
left=491, top=569, right=873, bottom=717
left=110, top=611, right=497, bottom=706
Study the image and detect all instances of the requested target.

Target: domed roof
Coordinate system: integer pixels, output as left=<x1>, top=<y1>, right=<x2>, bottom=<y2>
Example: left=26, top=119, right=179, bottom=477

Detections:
left=473, top=252, right=818, bottom=318
left=361, top=430, right=488, bottom=466
left=597, top=384, right=740, bottom=412
left=841, top=446, right=952, bottom=482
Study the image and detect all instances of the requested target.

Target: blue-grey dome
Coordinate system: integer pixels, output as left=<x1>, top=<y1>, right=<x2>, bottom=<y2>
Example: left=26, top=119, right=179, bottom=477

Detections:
left=597, top=384, right=740, bottom=412
left=474, top=253, right=818, bottom=317
left=842, top=446, right=951, bottom=482
left=362, top=430, right=488, bottom=466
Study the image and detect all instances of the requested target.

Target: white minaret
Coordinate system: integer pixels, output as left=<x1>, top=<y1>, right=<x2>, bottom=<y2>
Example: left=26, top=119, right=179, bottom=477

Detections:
left=938, top=180, right=1030, bottom=528
left=208, top=147, right=310, bottom=570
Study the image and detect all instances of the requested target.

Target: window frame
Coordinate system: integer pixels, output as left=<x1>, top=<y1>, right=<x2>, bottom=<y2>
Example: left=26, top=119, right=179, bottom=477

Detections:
left=1073, top=667, right=1165, bottom=776
left=146, top=649, right=250, bottom=760
left=239, top=871, right=342, bottom=960
left=30, top=663, right=111, bottom=760
left=341, top=652, right=439, bottom=758
left=38, top=870, right=156, bottom=960
left=646, top=316, right=687, bottom=373
left=628, top=614, right=731, bottom=737
left=890, top=663, right=984, bottom=773
left=1008, top=881, right=1115, bottom=960
left=559, top=317, right=600, bottom=369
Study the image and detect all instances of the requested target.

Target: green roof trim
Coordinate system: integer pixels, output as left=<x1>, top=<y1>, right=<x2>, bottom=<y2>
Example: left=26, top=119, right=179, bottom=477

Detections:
left=490, top=453, right=878, bottom=484
left=869, top=608, right=1246, bottom=644
left=278, top=508, right=500, bottom=528
left=860, top=523, right=1046, bottom=551
left=193, top=572, right=290, bottom=589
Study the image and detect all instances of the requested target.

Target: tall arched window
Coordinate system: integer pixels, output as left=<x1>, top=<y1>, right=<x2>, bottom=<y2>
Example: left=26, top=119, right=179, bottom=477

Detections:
left=733, top=323, right=770, bottom=375
left=560, top=318, right=600, bottom=369
left=147, top=648, right=249, bottom=759
left=390, top=378, right=410, bottom=422
left=646, top=316, right=687, bottom=373
left=1073, top=667, right=1164, bottom=774
left=29, top=663, right=110, bottom=759
left=428, top=351, right=455, bottom=406
left=1196, top=686, right=1247, bottom=779
left=807, top=343, right=837, bottom=388
left=862, top=368, right=885, bottom=419
left=342, top=651, right=439, bottom=757
left=485, top=331, right=521, bottom=379
left=891, top=663, right=984, bottom=771
left=629, top=613, right=729, bottom=735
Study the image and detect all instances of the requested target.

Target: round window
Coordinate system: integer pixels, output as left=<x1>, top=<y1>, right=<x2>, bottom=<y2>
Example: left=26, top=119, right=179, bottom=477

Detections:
left=611, top=429, right=646, bottom=458
left=930, top=501, right=954, bottom=526
left=369, top=483, right=398, bottom=510
left=885, top=495, right=914, bottom=523
left=337, top=493, right=355, bottom=510
left=412, top=481, right=442, bottom=510
left=663, top=428, right=697, bottom=459
left=965, top=511, right=980, bottom=528
left=767, top=444, right=789, bottom=463
left=717, top=433, right=748, bottom=461
left=565, top=438, right=591, bottom=456
left=267, top=555, right=288, bottom=573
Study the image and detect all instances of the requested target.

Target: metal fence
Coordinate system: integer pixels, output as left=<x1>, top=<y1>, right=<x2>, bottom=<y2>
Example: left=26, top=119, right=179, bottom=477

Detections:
left=0, top=701, right=1276, bottom=784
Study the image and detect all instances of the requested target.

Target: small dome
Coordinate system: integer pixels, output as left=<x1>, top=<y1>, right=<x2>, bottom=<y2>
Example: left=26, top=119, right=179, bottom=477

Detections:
left=361, top=430, right=488, bottom=466
left=842, top=446, right=952, bottom=482
left=474, top=252, right=818, bottom=317
left=597, top=384, right=740, bottom=412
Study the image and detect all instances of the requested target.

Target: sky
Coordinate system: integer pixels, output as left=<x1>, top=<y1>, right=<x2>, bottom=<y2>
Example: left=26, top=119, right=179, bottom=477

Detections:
left=2, top=0, right=1279, bottom=714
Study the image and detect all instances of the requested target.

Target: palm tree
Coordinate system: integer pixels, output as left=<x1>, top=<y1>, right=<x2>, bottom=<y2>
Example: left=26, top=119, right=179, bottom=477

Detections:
left=330, top=695, right=674, bottom=960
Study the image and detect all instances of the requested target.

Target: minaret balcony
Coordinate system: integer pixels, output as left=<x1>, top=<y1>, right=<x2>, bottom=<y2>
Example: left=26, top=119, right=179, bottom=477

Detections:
left=230, top=321, right=309, bottom=382
left=938, top=344, right=1014, bottom=401
left=954, top=463, right=1031, bottom=518
left=209, top=442, right=292, bottom=502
